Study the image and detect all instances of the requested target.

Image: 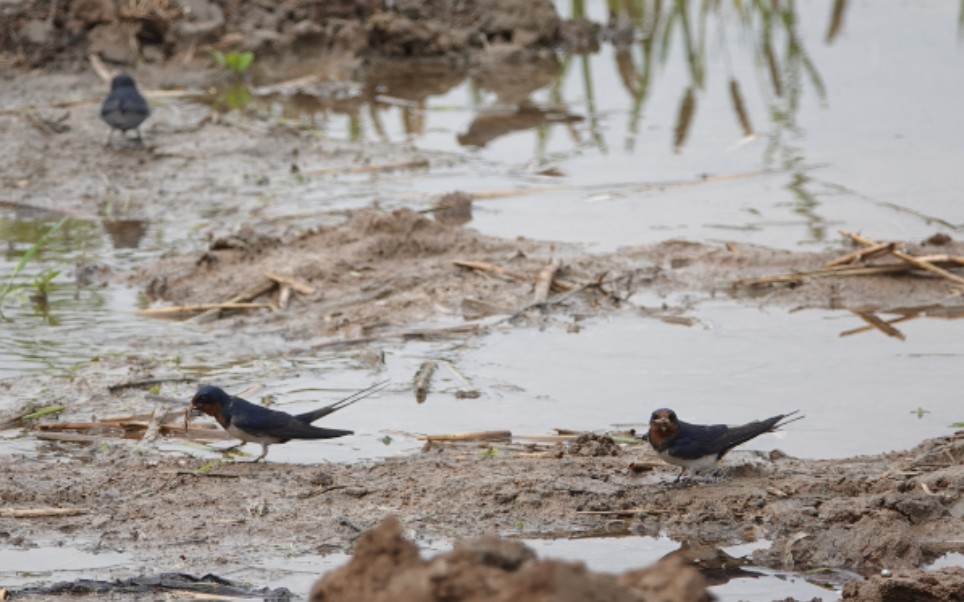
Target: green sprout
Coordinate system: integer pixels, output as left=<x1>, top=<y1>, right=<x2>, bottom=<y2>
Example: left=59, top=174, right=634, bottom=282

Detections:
left=212, top=50, right=255, bottom=75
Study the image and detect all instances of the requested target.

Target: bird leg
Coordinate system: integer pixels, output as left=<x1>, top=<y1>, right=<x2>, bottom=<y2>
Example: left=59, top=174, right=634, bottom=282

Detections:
left=250, top=444, right=270, bottom=463
left=673, top=467, right=687, bottom=483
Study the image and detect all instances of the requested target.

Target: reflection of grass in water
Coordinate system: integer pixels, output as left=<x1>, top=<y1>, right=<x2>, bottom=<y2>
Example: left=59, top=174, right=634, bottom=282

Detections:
left=598, top=0, right=839, bottom=240
left=604, top=0, right=832, bottom=152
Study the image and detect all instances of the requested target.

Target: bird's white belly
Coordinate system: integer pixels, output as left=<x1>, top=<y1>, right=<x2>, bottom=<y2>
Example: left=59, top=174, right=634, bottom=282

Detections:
left=226, top=424, right=281, bottom=445
left=658, top=450, right=719, bottom=469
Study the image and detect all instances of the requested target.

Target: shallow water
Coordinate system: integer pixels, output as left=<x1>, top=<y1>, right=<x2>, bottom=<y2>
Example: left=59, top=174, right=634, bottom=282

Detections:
left=3, top=0, right=964, bottom=599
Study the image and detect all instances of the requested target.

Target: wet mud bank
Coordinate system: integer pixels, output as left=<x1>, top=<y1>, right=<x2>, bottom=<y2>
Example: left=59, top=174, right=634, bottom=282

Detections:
left=3, top=0, right=597, bottom=70
left=1, top=433, right=961, bottom=600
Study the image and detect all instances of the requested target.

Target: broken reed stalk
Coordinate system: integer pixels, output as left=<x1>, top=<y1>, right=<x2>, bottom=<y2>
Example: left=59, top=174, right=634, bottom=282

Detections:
left=413, top=361, right=438, bottom=404
left=301, top=159, right=430, bottom=177
left=533, top=258, right=562, bottom=304
left=841, top=231, right=964, bottom=287
left=137, top=302, right=270, bottom=317
left=454, top=259, right=577, bottom=292
left=264, top=271, right=315, bottom=295
left=453, top=260, right=530, bottom=283
left=823, top=241, right=897, bottom=267
left=420, top=431, right=512, bottom=442
left=188, top=279, right=277, bottom=323
left=1, top=507, right=88, bottom=518
left=839, top=314, right=918, bottom=338
left=853, top=312, right=906, bottom=340
left=276, top=285, right=291, bottom=311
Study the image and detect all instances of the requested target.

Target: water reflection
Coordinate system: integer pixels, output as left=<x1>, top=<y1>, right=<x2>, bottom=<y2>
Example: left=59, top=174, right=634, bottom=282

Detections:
left=103, top=219, right=149, bottom=249
left=201, top=1, right=841, bottom=154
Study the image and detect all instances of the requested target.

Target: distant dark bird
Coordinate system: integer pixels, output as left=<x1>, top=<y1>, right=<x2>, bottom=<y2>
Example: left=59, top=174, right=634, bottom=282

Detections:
left=100, top=74, right=150, bottom=143
left=190, top=381, right=388, bottom=462
left=645, top=408, right=803, bottom=482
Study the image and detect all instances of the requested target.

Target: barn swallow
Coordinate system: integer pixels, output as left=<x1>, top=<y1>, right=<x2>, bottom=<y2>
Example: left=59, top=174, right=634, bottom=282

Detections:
left=100, top=74, right=150, bottom=143
left=190, top=381, right=389, bottom=462
left=645, top=408, right=803, bottom=482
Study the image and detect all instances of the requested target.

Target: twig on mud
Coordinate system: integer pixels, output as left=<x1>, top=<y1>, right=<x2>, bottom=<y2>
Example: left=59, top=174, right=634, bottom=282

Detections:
left=319, top=485, right=349, bottom=495
left=413, top=361, right=438, bottom=404
left=575, top=508, right=668, bottom=516
left=533, top=258, right=562, bottom=304
left=35, top=432, right=107, bottom=444
left=187, top=279, right=277, bottom=323
left=841, top=231, right=964, bottom=287
left=175, top=471, right=241, bottom=479
left=419, top=431, right=512, bottom=442
left=107, top=377, right=197, bottom=393
left=138, top=405, right=165, bottom=445
left=264, top=271, right=315, bottom=295
left=740, top=232, right=964, bottom=288
left=276, top=285, right=292, bottom=311
left=823, top=241, right=898, bottom=267
left=307, top=321, right=490, bottom=352
left=453, top=259, right=531, bottom=284
left=37, top=416, right=230, bottom=442
left=301, top=159, right=430, bottom=177
left=454, top=259, right=577, bottom=292
left=1, top=507, right=89, bottom=518
left=137, top=302, right=271, bottom=318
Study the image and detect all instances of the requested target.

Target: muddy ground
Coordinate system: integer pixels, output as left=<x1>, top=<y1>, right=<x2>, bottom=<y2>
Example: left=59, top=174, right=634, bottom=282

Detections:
left=0, top=432, right=962, bottom=600
left=2, top=1, right=964, bottom=601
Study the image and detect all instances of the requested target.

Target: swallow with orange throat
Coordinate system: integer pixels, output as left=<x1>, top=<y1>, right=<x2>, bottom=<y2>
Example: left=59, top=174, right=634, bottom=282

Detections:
left=190, top=381, right=389, bottom=462
left=645, top=408, right=803, bottom=482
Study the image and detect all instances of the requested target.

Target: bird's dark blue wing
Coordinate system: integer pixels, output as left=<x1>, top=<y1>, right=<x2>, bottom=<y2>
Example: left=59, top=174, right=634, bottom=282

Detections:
left=667, top=422, right=730, bottom=459
left=225, top=399, right=294, bottom=437
left=227, top=397, right=352, bottom=441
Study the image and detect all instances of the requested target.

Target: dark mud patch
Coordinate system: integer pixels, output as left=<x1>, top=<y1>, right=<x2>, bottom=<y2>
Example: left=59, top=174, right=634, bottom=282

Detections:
left=0, top=432, right=960, bottom=596
left=308, top=516, right=710, bottom=602
left=4, top=0, right=581, bottom=69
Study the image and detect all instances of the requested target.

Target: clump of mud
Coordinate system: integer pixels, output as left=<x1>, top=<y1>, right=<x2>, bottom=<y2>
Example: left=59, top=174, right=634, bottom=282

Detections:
left=563, top=433, right=622, bottom=457
left=134, top=207, right=645, bottom=341
left=309, top=516, right=710, bottom=602
left=841, top=567, right=964, bottom=602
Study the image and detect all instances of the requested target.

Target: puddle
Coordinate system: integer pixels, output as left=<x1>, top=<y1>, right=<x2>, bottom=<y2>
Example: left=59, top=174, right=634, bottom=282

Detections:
left=138, top=299, right=962, bottom=466
left=928, top=552, right=964, bottom=570
left=0, top=545, right=131, bottom=588
left=235, top=1, right=964, bottom=253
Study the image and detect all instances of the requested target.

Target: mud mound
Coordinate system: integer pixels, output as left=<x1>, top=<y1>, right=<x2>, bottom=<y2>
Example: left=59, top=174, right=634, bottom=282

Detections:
left=134, top=207, right=642, bottom=340
left=565, top=433, right=623, bottom=457
left=841, top=567, right=964, bottom=602
left=309, top=516, right=710, bottom=602
left=4, top=0, right=570, bottom=68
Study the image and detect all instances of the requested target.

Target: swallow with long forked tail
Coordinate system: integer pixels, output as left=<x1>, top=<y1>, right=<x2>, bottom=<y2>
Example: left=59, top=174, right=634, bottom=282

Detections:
left=190, top=381, right=389, bottom=462
left=645, top=408, right=803, bottom=482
